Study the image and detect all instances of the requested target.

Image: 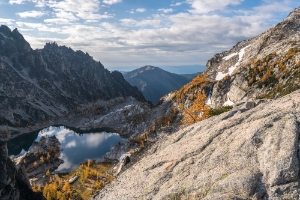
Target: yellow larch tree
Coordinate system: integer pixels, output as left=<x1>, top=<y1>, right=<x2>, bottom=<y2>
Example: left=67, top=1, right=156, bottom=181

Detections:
left=62, top=181, right=71, bottom=193
left=181, top=90, right=210, bottom=125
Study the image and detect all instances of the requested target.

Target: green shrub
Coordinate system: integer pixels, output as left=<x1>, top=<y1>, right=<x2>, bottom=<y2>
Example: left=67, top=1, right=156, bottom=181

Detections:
left=209, top=106, right=233, bottom=116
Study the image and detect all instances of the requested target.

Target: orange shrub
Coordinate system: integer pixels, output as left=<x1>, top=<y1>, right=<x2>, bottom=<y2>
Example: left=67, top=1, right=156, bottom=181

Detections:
left=262, top=67, right=271, bottom=83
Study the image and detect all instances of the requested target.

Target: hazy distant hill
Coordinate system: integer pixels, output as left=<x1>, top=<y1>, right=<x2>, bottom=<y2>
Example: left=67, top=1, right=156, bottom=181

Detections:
left=123, top=65, right=199, bottom=103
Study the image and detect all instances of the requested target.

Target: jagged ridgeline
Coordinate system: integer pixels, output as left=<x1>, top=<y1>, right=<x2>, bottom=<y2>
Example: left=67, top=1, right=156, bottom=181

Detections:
left=0, top=25, right=145, bottom=128
left=171, top=7, right=300, bottom=112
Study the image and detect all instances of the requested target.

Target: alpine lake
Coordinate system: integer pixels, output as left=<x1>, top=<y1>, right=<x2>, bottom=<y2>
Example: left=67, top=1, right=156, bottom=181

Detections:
left=8, top=126, right=125, bottom=172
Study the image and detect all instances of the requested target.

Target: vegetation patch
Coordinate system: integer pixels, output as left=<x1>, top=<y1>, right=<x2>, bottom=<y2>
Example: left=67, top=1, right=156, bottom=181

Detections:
left=36, top=160, right=114, bottom=200
left=209, top=106, right=233, bottom=116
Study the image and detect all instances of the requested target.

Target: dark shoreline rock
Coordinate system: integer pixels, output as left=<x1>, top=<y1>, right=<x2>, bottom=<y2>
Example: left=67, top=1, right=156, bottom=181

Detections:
left=0, top=140, right=44, bottom=199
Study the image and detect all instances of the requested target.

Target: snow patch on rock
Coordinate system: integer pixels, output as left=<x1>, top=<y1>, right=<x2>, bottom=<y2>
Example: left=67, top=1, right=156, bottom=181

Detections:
left=223, top=52, right=238, bottom=60
left=206, top=91, right=212, bottom=105
left=223, top=94, right=234, bottom=106
left=215, top=45, right=250, bottom=81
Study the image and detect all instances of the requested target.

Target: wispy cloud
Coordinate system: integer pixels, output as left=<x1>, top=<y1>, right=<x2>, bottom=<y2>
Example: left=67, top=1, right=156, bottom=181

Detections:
left=171, top=2, right=184, bottom=7
left=9, top=0, right=26, bottom=5
left=17, top=10, right=47, bottom=18
left=120, top=18, right=161, bottom=27
left=0, top=18, right=15, bottom=26
left=136, top=8, right=146, bottom=13
left=103, top=0, right=122, bottom=5
left=158, top=8, right=173, bottom=13
left=187, top=0, right=243, bottom=13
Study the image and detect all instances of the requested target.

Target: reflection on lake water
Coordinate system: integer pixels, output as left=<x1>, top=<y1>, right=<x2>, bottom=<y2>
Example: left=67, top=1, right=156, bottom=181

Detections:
left=8, top=126, right=125, bottom=172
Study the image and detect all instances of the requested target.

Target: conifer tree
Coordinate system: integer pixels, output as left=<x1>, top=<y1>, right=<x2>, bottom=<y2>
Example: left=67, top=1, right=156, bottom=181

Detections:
left=33, top=161, right=38, bottom=168
left=43, top=184, right=49, bottom=197
left=62, top=181, right=71, bottom=193
left=37, top=184, right=41, bottom=192
left=47, top=192, right=51, bottom=200
left=88, top=159, right=91, bottom=168
left=181, top=91, right=210, bottom=125
left=40, top=156, right=44, bottom=165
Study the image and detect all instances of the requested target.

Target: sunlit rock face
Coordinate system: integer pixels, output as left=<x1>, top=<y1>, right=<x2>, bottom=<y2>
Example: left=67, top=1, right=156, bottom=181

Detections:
left=198, top=6, right=300, bottom=108
left=0, top=25, right=145, bottom=129
left=92, top=90, right=300, bottom=200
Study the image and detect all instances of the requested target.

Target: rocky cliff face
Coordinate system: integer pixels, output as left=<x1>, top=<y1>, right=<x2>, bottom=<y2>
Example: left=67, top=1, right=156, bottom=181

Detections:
left=92, top=89, right=300, bottom=200
left=0, top=139, right=44, bottom=199
left=0, top=25, right=145, bottom=130
left=201, top=6, right=300, bottom=108
left=123, top=66, right=197, bottom=103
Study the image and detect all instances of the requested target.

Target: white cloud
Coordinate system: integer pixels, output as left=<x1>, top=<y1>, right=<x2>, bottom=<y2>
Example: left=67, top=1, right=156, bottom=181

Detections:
left=136, top=8, right=146, bottom=13
left=85, top=134, right=113, bottom=148
left=17, top=11, right=46, bottom=18
left=103, top=0, right=122, bottom=5
left=44, top=18, right=75, bottom=24
left=11, top=0, right=299, bottom=68
left=16, top=22, right=61, bottom=32
left=158, top=8, right=174, bottom=13
left=46, top=0, right=104, bottom=22
left=9, top=0, right=26, bottom=4
left=0, top=18, right=15, bottom=25
left=120, top=18, right=161, bottom=27
left=171, top=2, right=184, bottom=6
left=187, top=0, right=243, bottom=13
left=65, top=140, right=77, bottom=148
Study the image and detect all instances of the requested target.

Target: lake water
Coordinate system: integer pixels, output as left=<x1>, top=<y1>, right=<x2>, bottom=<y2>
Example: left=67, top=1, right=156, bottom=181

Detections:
left=8, top=126, right=125, bottom=172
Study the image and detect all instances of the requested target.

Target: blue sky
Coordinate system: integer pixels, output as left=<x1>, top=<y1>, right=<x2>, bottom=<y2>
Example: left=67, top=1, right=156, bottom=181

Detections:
left=0, top=0, right=299, bottom=73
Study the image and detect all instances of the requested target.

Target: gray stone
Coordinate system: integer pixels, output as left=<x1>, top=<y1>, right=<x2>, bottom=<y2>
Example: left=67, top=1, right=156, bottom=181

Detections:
left=91, top=90, right=300, bottom=200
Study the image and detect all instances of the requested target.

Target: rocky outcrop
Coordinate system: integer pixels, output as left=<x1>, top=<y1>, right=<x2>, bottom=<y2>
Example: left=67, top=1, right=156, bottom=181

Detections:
left=91, top=90, right=300, bottom=200
left=0, top=140, right=44, bottom=199
left=201, top=6, right=300, bottom=108
left=0, top=25, right=145, bottom=131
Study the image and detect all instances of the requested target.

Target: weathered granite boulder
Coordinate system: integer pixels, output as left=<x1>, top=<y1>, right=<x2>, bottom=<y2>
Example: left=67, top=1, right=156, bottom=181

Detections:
left=91, top=90, right=300, bottom=200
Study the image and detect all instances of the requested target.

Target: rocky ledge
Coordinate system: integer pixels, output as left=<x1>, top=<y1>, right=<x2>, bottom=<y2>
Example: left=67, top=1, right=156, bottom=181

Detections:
left=0, top=140, right=44, bottom=199
left=92, top=90, right=300, bottom=199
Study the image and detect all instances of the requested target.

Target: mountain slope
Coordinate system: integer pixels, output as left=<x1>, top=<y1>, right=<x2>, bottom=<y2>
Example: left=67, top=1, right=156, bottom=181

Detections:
left=0, top=25, right=145, bottom=128
left=203, top=6, right=300, bottom=107
left=167, top=6, right=300, bottom=113
left=90, top=6, right=300, bottom=200
left=92, top=89, right=300, bottom=200
left=123, top=65, right=198, bottom=103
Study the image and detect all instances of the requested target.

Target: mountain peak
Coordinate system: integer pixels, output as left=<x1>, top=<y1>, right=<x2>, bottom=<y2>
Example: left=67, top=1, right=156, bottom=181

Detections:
left=287, top=6, right=300, bottom=18
left=0, top=25, right=12, bottom=37
left=123, top=66, right=198, bottom=103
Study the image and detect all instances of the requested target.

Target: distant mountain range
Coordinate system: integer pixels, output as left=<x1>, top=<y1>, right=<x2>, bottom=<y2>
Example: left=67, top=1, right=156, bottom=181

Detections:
left=0, top=25, right=145, bottom=127
left=108, top=65, right=206, bottom=74
left=123, top=65, right=200, bottom=103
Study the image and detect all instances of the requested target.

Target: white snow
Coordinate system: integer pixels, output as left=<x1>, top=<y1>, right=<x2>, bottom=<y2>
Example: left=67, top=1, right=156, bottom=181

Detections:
left=146, top=66, right=153, bottom=70
left=11, top=149, right=28, bottom=165
left=223, top=94, right=234, bottom=106
left=119, top=154, right=127, bottom=161
left=223, top=52, right=238, bottom=60
left=215, top=72, right=227, bottom=80
left=215, top=45, right=250, bottom=81
left=206, top=91, right=212, bottom=105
